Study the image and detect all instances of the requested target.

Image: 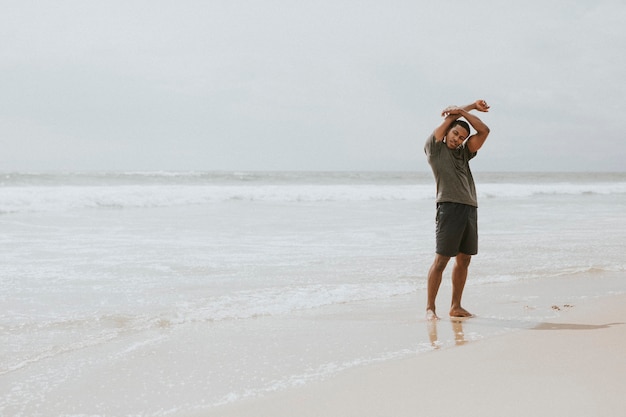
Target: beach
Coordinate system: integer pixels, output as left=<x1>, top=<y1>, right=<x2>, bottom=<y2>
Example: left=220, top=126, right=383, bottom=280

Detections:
left=1, top=171, right=625, bottom=416
left=203, top=292, right=626, bottom=417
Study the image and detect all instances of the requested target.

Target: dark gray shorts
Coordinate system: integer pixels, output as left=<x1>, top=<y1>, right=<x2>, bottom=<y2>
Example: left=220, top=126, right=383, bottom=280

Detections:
left=435, top=202, right=478, bottom=257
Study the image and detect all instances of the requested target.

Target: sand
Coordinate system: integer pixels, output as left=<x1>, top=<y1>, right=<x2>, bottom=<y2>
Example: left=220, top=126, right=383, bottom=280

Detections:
left=202, top=293, right=626, bottom=417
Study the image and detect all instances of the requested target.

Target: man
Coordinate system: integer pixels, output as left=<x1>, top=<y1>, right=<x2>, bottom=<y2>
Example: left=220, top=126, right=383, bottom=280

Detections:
left=423, top=99, right=490, bottom=320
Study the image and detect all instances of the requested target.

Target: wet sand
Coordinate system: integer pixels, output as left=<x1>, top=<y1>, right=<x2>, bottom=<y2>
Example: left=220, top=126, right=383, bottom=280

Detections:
left=202, top=293, right=626, bottom=417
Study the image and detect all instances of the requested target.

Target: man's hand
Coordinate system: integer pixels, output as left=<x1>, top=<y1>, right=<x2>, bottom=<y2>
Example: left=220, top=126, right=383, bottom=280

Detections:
left=441, top=105, right=463, bottom=117
left=441, top=100, right=489, bottom=118
left=474, top=99, right=490, bottom=112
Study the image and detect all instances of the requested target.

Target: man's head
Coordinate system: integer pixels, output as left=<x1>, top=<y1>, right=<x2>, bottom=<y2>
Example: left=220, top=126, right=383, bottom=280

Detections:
left=445, top=120, right=470, bottom=149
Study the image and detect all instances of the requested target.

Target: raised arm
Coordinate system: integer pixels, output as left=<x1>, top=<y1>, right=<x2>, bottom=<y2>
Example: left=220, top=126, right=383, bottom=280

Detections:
left=434, top=100, right=490, bottom=152
left=433, top=114, right=460, bottom=142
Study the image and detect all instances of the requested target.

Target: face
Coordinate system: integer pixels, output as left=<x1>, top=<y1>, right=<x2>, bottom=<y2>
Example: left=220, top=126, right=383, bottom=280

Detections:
left=445, top=125, right=469, bottom=149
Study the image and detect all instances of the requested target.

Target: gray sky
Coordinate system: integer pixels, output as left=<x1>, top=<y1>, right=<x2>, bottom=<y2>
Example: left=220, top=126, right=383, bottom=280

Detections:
left=1, top=0, right=625, bottom=172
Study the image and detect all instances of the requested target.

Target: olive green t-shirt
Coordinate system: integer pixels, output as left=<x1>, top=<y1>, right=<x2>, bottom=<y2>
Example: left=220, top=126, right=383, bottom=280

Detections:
left=424, top=133, right=478, bottom=207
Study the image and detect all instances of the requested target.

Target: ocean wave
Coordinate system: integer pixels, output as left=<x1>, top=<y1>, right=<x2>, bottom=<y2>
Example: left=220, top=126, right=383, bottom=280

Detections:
left=182, top=282, right=419, bottom=322
left=4, top=264, right=623, bottom=375
left=468, top=265, right=626, bottom=287
left=0, top=184, right=432, bottom=213
left=1, top=281, right=417, bottom=374
left=1, top=180, right=625, bottom=213
left=4, top=282, right=419, bottom=333
left=479, top=182, right=626, bottom=198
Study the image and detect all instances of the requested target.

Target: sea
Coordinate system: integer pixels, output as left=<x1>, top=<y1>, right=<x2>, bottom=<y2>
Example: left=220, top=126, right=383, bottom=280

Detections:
left=1, top=171, right=625, bottom=416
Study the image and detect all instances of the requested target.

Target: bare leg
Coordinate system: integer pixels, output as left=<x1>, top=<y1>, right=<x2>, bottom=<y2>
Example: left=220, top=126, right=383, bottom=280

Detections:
left=450, top=253, right=473, bottom=317
left=426, top=254, right=450, bottom=320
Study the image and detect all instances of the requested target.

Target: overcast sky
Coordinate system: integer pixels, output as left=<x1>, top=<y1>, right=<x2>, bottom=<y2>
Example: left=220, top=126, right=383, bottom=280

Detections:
left=1, top=0, right=625, bottom=172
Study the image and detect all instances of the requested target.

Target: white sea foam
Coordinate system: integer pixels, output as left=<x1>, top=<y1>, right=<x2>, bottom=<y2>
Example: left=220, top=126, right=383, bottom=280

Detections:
left=181, top=282, right=419, bottom=322
left=479, top=181, right=626, bottom=198
left=1, top=180, right=625, bottom=214
left=0, top=184, right=425, bottom=213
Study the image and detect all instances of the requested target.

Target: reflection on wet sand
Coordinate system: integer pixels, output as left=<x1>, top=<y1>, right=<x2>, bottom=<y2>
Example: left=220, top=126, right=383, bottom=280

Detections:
left=451, top=319, right=468, bottom=345
left=427, top=318, right=469, bottom=349
left=533, top=322, right=624, bottom=331
left=425, top=315, right=624, bottom=352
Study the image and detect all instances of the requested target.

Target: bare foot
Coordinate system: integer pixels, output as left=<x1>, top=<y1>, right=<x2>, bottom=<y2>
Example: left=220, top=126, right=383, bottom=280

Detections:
left=449, top=307, right=473, bottom=318
left=426, top=309, right=439, bottom=321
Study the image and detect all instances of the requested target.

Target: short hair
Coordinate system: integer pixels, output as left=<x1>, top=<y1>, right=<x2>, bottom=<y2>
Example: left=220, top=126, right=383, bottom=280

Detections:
left=449, top=120, right=470, bottom=138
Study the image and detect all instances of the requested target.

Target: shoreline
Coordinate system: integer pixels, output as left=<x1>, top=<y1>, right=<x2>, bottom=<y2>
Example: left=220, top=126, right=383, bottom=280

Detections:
left=200, top=292, right=626, bottom=417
